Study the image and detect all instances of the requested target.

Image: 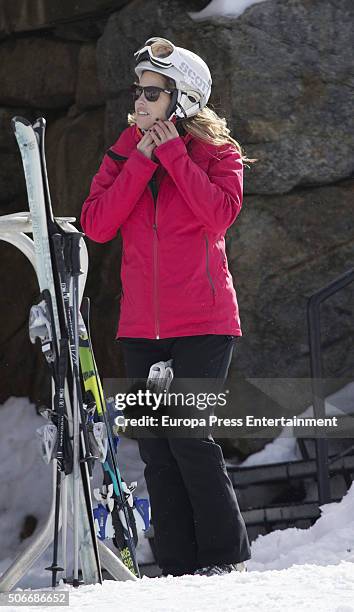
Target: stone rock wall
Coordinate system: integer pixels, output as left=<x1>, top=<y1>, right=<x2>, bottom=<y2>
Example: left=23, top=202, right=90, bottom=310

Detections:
left=0, top=0, right=353, bottom=457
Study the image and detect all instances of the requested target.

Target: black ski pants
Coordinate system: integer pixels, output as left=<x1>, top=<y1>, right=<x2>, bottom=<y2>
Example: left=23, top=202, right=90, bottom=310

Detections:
left=118, top=334, right=251, bottom=576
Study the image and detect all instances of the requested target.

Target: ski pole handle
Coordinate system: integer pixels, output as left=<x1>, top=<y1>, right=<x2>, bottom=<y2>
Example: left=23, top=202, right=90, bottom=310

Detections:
left=68, top=233, right=84, bottom=277
left=52, top=233, right=66, bottom=277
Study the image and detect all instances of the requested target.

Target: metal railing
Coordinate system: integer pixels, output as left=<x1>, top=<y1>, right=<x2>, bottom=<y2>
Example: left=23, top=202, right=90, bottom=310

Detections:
left=307, top=267, right=354, bottom=504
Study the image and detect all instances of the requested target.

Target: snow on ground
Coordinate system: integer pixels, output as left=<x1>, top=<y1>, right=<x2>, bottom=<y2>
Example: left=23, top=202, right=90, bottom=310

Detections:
left=189, top=0, right=269, bottom=21
left=1, top=562, right=354, bottom=612
left=248, top=481, right=354, bottom=571
left=0, top=397, right=52, bottom=562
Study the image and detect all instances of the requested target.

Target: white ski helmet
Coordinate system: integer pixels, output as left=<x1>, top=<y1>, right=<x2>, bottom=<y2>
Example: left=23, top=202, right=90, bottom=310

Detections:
left=134, top=37, right=212, bottom=120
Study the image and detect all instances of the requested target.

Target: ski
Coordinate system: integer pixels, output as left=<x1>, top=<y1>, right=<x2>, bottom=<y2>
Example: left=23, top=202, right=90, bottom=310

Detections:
left=11, top=116, right=102, bottom=586
left=79, top=297, right=145, bottom=578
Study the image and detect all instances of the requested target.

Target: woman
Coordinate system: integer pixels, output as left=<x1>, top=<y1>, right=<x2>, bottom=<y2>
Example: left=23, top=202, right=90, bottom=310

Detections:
left=81, top=37, right=251, bottom=577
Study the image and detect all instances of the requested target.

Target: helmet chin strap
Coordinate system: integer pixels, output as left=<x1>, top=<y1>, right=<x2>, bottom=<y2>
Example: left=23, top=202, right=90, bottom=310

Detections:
left=139, top=89, right=199, bottom=130
left=165, top=89, right=179, bottom=121
left=175, top=102, right=187, bottom=119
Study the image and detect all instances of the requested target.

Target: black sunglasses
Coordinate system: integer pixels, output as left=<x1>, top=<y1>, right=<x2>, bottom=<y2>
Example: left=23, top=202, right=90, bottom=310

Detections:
left=131, top=83, right=174, bottom=102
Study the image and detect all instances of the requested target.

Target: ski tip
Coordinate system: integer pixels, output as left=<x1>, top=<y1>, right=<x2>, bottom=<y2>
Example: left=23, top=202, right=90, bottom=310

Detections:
left=11, top=116, right=32, bottom=133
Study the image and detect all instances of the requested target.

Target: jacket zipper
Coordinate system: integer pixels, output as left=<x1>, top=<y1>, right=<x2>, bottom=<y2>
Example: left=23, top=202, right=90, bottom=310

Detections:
left=150, top=174, right=160, bottom=339
left=108, top=150, right=128, bottom=310
left=109, top=147, right=161, bottom=338
left=205, top=234, right=216, bottom=305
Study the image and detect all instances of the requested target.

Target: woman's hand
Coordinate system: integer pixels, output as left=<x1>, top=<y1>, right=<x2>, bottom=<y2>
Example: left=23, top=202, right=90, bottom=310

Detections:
left=149, top=119, right=180, bottom=147
left=137, top=131, right=157, bottom=159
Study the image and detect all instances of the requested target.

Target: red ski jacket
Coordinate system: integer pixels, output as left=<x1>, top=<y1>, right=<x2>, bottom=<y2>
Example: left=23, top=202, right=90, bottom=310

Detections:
left=81, top=124, right=243, bottom=340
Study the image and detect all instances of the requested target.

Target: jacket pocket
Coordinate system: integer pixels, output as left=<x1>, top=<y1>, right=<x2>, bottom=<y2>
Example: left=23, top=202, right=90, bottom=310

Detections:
left=205, top=234, right=216, bottom=306
left=119, top=284, right=124, bottom=306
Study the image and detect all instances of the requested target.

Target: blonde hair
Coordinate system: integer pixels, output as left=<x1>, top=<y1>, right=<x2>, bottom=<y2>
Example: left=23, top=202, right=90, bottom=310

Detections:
left=129, top=40, right=256, bottom=166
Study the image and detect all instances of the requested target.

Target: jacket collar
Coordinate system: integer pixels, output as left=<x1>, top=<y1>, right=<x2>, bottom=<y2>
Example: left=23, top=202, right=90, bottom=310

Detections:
left=110, top=123, right=193, bottom=159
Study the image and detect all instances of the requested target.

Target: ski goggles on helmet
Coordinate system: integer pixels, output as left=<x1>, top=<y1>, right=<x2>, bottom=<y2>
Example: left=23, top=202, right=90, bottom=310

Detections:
left=134, top=37, right=180, bottom=69
left=131, top=83, right=174, bottom=102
